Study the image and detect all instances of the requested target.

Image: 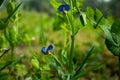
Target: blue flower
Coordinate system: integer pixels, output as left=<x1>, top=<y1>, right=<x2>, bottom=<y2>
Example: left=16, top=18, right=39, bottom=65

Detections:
left=58, top=4, right=70, bottom=13
left=41, top=44, right=53, bottom=55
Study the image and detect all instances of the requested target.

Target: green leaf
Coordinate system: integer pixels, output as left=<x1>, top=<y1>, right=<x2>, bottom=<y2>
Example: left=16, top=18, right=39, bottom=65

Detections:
left=93, top=8, right=104, bottom=28
left=0, top=1, right=22, bottom=30
left=111, top=19, right=120, bottom=35
left=60, top=50, right=68, bottom=65
left=0, top=61, right=12, bottom=71
left=94, top=8, right=103, bottom=22
left=76, top=0, right=83, bottom=10
left=72, top=64, right=101, bottom=79
left=20, top=33, right=31, bottom=45
left=51, top=54, right=63, bottom=69
left=105, top=19, right=120, bottom=56
left=49, top=54, right=65, bottom=75
left=79, top=12, right=87, bottom=26
left=0, top=48, right=10, bottom=59
left=10, top=55, right=24, bottom=68
left=4, top=26, right=19, bottom=46
left=86, top=7, right=105, bottom=29
left=15, top=64, right=28, bottom=76
left=86, top=7, right=94, bottom=20
left=100, top=26, right=113, bottom=42
left=73, top=46, right=94, bottom=79
left=86, top=7, right=96, bottom=28
left=0, top=0, right=4, bottom=7
left=105, top=39, right=120, bottom=56
left=0, top=19, right=8, bottom=30
left=5, top=1, right=23, bottom=23
left=7, top=2, right=15, bottom=15
left=31, top=57, right=40, bottom=70
left=93, top=15, right=104, bottom=28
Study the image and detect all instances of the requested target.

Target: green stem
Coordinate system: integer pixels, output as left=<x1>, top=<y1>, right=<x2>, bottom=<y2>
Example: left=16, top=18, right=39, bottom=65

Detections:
left=64, top=30, right=67, bottom=48
left=65, top=14, right=75, bottom=74
left=118, top=56, right=120, bottom=80
left=69, top=0, right=72, bottom=6
left=67, top=74, right=71, bottom=80
left=69, top=35, right=75, bottom=73
left=66, top=0, right=75, bottom=74
left=11, top=45, right=14, bottom=60
left=0, top=61, right=12, bottom=71
left=65, top=14, right=73, bottom=32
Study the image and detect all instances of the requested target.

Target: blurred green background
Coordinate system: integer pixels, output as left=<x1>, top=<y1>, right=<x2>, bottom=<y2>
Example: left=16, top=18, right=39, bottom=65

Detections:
left=1, top=0, right=120, bottom=17
left=0, top=0, right=120, bottom=80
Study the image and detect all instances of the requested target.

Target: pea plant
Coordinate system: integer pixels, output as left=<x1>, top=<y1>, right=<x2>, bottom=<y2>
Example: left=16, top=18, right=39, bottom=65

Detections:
left=104, top=19, right=120, bottom=80
left=31, top=0, right=116, bottom=80
left=0, top=0, right=27, bottom=79
left=0, top=0, right=119, bottom=80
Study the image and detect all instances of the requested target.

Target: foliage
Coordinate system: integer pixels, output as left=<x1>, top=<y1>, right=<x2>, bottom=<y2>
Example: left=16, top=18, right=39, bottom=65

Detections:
left=105, top=19, right=120, bottom=56
left=35, top=0, right=112, bottom=80
left=0, top=0, right=26, bottom=79
left=0, top=0, right=119, bottom=80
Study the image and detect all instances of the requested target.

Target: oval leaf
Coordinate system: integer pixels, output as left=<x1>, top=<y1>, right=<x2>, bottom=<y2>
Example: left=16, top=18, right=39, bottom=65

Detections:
left=105, top=19, right=120, bottom=56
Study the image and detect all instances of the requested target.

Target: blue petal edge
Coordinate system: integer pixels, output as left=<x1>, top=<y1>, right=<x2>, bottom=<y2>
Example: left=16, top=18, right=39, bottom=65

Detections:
left=47, top=44, right=53, bottom=51
left=58, top=4, right=70, bottom=13
left=41, top=47, right=47, bottom=54
left=58, top=5, right=64, bottom=13
left=64, top=4, right=70, bottom=11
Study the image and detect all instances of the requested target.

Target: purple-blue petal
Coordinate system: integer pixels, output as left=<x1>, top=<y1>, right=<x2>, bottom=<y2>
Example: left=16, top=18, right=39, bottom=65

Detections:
left=64, top=4, right=70, bottom=11
left=58, top=4, right=70, bottom=13
left=58, top=5, right=64, bottom=13
left=47, top=44, right=53, bottom=51
left=41, top=47, right=47, bottom=54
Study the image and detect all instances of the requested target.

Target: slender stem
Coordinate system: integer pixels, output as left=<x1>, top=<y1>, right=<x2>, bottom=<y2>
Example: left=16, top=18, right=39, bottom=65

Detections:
left=69, top=35, right=75, bottom=73
left=64, top=30, right=67, bottom=48
left=67, top=74, right=71, bottom=80
left=65, top=14, right=73, bottom=32
left=11, top=46, right=14, bottom=60
left=0, top=48, right=10, bottom=58
left=66, top=0, right=75, bottom=75
left=118, top=56, right=120, bottom=80
left=65, top=13, right=75, bottom=73
left=0, top=61, right=12, bottom=71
